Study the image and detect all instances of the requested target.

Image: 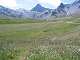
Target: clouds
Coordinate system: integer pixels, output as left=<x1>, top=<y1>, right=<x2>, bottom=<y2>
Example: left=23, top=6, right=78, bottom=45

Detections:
left=0, top=0, right=61, bottom=10
left=16, top=0, right=61, bottom=10
left=16, top=0, right=38, bottom=10
left=0, top=0, right=76, bottom=10
left=37, top=0, right=61, bottom=8
left=61, top=0, right=75, bottom=4
left=0, top=0, right=17, bottom=9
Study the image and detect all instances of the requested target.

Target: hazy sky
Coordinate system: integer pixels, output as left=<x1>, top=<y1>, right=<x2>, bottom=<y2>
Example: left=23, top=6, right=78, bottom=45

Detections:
left=0, top=0, right=76, bottom=10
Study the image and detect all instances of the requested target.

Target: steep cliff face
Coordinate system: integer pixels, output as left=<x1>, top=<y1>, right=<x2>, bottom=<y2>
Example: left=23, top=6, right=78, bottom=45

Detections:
left=61, top=0, right=80, bottom=16
left=49, top=0, right=80, bottom=17
left=70, top=0, right=80, bottom=16
left=52, top=3, right=67, bottom=17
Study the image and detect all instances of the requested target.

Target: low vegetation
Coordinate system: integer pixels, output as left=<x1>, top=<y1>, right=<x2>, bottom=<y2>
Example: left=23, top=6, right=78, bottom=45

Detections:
left=0, top=17, right=80, bottom=60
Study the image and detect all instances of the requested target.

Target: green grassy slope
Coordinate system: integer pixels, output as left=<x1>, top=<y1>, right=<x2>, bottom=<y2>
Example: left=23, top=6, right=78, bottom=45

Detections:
left=0, top=17, right=80, bottom=60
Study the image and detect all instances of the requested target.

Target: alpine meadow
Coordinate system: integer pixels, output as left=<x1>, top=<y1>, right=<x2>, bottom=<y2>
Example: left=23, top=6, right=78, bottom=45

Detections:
left=0, top=0, right=80, bottom=60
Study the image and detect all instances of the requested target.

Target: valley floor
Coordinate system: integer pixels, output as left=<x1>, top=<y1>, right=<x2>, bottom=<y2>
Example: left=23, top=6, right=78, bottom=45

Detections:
left=0, top=17, right=80, bottom=60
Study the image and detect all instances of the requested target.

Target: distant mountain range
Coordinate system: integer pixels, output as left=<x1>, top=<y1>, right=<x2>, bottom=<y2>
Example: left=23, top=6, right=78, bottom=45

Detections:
left=0, top=0, right=80, bottom=19
left=37, top=0, right=80, bottom=19
left=0, top=5, right=22, bottom=18
left=0, top=5, right=40, bottom=19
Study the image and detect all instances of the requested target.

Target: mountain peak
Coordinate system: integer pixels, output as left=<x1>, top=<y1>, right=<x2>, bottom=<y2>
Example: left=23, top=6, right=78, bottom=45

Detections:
left=77, top=0, right=80, bottom=3
left=77, top=0, right=80, bottom=2
left=31, top=4, right=48, bottom=12
left=73, top=0, right=80, bottom=4
left=0, top=5, right=5, bottom=8
left=36, top=4, right=42, bottom=7
left=58, top=3, right=65, bottom=8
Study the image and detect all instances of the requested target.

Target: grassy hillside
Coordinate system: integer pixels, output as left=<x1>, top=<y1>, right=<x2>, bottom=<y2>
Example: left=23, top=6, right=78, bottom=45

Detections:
left=0, top=18, right=47, bottom=24
left=0, top=17, right=80, bottom=60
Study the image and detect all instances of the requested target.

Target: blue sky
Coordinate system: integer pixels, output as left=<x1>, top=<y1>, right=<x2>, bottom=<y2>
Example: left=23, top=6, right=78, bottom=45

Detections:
left=0, top=0, right=76, bottom=10
left=16, top=0, right=76, bottom=10
left=61, top=0, right=76, bottom=4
